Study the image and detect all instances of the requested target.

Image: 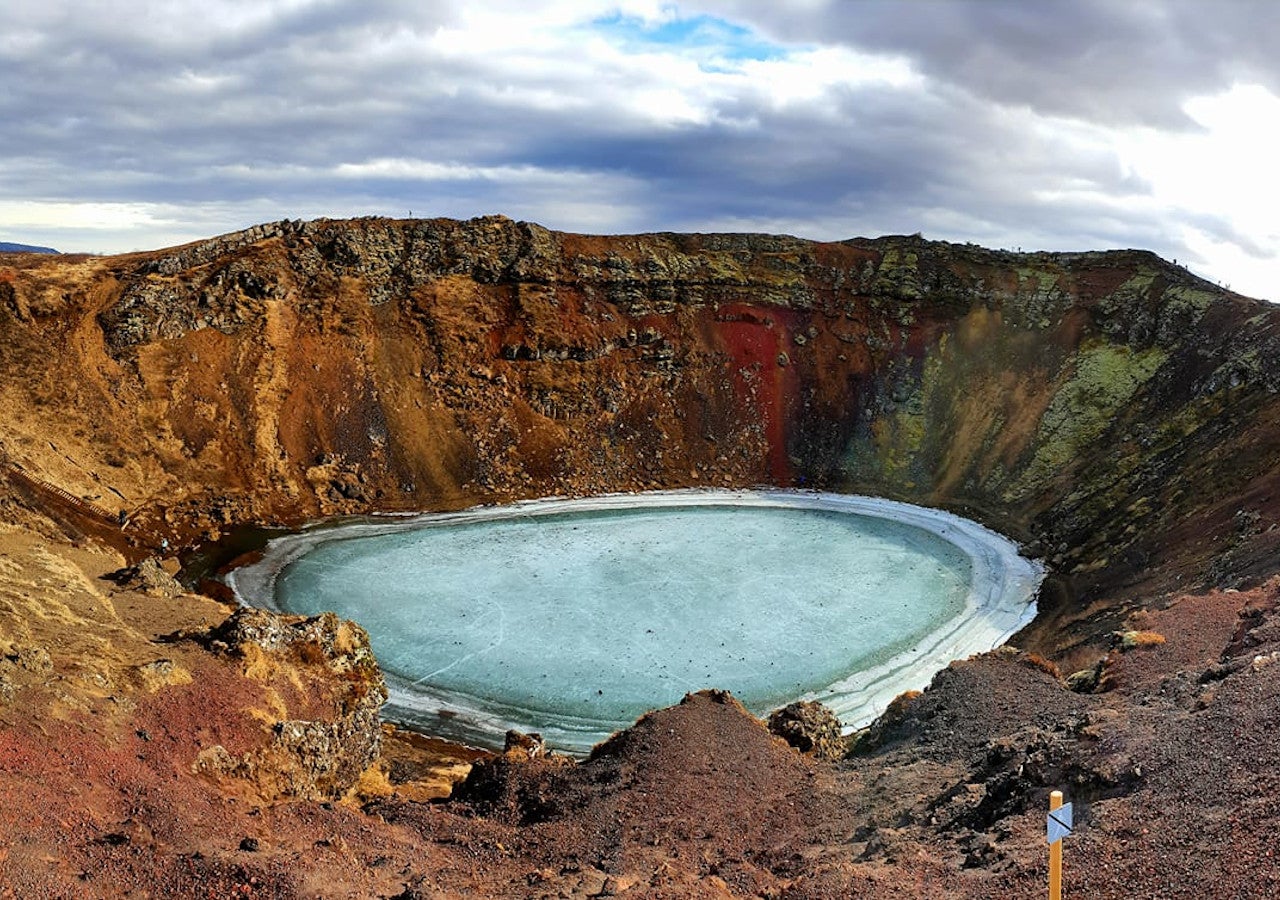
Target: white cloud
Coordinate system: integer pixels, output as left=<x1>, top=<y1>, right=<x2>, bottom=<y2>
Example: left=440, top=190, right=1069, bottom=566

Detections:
left=1115, top=83, right=1280, bottom=297
left=1178, top=228, right=1276, bottom=295
left=0, top=200, right=169, bottom=231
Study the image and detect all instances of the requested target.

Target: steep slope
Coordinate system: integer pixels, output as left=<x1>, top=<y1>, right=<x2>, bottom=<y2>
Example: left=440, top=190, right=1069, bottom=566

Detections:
left=4, top=217, right=1279, bottom=639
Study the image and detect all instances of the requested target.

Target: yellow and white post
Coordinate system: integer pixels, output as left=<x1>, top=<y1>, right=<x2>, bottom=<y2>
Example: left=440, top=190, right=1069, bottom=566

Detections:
left=1049, top=790, right=1064, bottom=900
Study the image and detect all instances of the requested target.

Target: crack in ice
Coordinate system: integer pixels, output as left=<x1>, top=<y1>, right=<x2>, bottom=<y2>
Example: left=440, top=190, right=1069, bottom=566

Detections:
left=411, top=600, right=508, bottom=685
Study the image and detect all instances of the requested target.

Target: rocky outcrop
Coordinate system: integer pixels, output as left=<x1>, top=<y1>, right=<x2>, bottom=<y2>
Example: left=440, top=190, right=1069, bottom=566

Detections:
left=0, top=641, right=53, bottom=705
left=451, top=729, right=575, bottom=823
left=768, top=700, right=846, bottom=761
left=194, top=607, right=387, bottom=800
left=106, top=557, right=184, bottom=597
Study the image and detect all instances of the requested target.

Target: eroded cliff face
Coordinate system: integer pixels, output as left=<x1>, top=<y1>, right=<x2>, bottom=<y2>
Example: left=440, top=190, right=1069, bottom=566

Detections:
left=3, top=217, right=1280, bottom=640
left=8, top=220, right=1280, bottom=897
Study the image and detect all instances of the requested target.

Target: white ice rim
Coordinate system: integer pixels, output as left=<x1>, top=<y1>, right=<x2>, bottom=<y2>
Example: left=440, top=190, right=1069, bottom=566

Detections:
left=226, top=488, right=1045, bottom=753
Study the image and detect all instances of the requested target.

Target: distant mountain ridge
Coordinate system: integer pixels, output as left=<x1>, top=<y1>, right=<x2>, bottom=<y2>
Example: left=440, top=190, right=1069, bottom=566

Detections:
left=0, top=241, right=59, bottom=254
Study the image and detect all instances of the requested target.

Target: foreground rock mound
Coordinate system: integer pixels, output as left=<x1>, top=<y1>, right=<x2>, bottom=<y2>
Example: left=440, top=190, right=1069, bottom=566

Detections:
left=411, top=690, right=841, bottom=895
left=194, top=607, right=387, bottom=800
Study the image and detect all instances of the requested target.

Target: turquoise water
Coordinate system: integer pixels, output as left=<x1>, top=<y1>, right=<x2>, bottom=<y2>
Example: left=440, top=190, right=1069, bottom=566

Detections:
left=267, top=499, right=985, bottom=749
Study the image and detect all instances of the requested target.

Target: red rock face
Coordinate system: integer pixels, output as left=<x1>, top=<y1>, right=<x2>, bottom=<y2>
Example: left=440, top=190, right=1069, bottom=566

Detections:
left=711, top=303, right=798, bottom=483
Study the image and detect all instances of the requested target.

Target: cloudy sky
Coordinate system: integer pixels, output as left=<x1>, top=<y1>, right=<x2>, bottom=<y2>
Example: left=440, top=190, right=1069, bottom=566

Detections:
left=3, top=1, right=1279, bottom=299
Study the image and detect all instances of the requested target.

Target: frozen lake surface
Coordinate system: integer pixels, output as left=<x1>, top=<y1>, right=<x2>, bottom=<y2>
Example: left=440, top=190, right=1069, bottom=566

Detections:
left=228, top=491, right=1042, bottom=752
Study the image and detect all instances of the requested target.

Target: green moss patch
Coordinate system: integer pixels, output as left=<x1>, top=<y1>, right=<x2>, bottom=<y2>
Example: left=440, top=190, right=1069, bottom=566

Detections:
left=1011, top=341, right=1167, bottom=498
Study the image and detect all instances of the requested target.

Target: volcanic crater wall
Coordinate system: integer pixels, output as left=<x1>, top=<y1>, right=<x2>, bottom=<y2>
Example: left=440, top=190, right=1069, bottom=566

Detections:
left=4, top=216, right=1280, bottom=644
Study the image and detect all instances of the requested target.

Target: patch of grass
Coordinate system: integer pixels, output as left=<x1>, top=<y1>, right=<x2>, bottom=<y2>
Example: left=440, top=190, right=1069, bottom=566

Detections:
left=1117, top=630, right=1166, bottom=651
left=1019, top=652, right=1063, bottom=679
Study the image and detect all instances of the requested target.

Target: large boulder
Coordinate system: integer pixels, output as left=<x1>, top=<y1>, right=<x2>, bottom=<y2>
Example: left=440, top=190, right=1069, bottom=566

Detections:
left=193, top=607, right=387, bottom=800
left=767, top=700, right=846, bottom=761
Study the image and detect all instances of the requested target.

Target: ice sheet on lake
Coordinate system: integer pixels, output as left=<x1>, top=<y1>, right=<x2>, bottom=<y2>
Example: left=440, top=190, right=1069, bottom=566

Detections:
left=227, top=490, right=1043, bottom=753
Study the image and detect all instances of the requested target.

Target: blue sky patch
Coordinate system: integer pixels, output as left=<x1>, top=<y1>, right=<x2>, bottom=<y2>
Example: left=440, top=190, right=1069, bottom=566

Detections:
left=590, top=11, right=796, bottom=67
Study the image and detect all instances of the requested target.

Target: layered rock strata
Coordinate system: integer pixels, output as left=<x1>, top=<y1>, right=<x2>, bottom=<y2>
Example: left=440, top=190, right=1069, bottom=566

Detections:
left=4, top=217, right=1279, bottom=640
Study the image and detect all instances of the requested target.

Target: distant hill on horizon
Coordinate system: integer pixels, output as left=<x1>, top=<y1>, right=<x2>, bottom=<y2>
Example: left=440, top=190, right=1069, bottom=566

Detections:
left=0, top=241, right=59, bottom=254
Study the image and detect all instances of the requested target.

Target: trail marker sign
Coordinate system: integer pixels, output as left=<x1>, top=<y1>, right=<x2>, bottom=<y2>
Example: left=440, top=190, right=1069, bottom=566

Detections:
left=1047, top=801, right=1074, bottom=845
left=1048, top=791, right=1069, bottom=900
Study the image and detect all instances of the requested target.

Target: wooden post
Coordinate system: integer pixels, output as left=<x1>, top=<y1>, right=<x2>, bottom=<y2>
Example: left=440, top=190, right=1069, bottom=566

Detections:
left=1049, top=790, right=1064, bottom=900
